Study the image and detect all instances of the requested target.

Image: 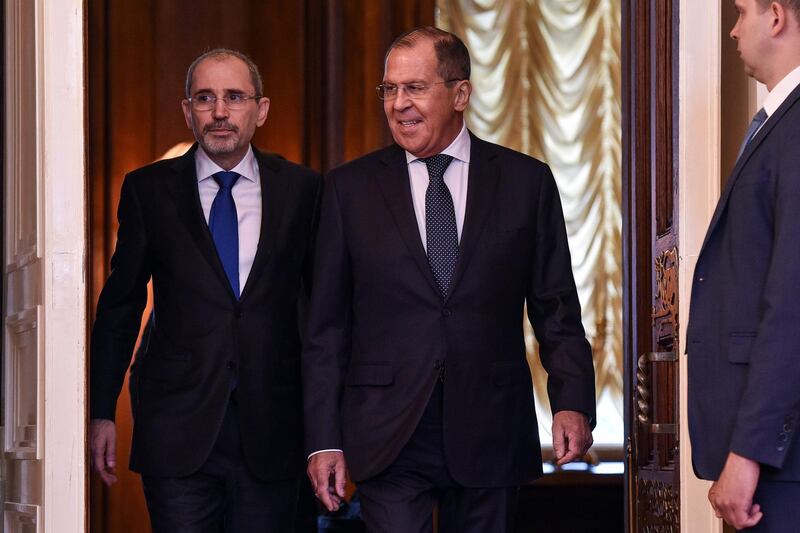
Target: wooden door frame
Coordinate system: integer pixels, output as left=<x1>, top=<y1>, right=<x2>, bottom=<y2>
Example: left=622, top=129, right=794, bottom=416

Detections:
left=624, top=0, right=729, bottom=530
left=3, top=1, right=87, bottom=530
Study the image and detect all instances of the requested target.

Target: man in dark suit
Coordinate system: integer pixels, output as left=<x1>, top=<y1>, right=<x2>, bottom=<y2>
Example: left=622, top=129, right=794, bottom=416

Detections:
left=89, top=48, right=320, bottom=531
left=687, top=1, right=800, bottom=530
left=303, top=27, right=595, bottom=532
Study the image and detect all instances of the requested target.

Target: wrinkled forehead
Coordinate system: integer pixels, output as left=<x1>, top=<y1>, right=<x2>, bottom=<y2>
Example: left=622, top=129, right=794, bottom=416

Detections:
left=190, top=56, right=254, bottom=94
left=383, top=41, right=439, bottom=82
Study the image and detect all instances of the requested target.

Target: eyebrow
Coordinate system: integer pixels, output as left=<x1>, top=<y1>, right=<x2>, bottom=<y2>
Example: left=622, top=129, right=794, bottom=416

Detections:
left=191, top=87, right=251, bottom=95
left=382, top=79, right=428, bottom=85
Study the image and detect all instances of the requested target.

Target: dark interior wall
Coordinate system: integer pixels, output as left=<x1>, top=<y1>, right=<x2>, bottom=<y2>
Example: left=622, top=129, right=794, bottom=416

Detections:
left=87, top=2, right=434, bottom=531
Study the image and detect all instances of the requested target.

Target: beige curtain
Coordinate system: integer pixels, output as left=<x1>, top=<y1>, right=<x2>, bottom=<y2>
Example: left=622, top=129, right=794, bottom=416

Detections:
left=437, top=0, right=622, bottom=445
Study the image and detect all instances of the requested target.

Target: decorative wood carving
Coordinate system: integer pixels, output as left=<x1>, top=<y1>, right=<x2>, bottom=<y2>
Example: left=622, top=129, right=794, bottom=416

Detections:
left=652, top=247, right=678, bottom=342
left=637, top=478, right=680, bottom=532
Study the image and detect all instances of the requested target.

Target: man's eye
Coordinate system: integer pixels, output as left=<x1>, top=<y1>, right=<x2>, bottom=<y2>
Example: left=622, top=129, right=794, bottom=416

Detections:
left=407, top=84, right=427, bottom=93
left=384, top=85, right=398, bottom=94
left=196, top=94, right=215, bottom=103
left=227, top=93, right=245, bottom=102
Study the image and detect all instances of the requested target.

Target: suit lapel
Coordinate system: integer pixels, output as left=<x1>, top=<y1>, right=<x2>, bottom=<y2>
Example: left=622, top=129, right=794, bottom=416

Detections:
left=165, top=144, right=235, bottom=299
left=700, top=83, right=800, bottom=256
left=447, top=134, right=499, bottom=300
left=239, top=149, right=289, bottom=302
left=375, top=146, right=441, bottom=296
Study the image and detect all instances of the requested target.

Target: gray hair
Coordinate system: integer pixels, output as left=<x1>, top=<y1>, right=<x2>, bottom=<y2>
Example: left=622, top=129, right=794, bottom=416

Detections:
left=385, top=26, right=471, bottom=82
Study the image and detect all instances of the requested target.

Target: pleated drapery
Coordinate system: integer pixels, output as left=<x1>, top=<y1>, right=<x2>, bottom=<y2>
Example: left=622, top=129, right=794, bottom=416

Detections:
left=437, top=0, right=622, bottom=446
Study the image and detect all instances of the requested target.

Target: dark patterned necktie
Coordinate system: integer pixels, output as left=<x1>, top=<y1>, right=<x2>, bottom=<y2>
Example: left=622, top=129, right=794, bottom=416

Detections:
left=209, top=171, right=241, bottom=298
left=423, top=154, right=458, bottom=299
left=736, top=108, right=767, bottom=162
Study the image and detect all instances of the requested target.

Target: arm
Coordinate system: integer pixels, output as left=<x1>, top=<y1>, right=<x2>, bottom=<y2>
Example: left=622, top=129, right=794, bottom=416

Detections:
left=526, top=166, right=596, bottom=463
left=301, top=172, right=352, bottom=510
left=89, top=176, right=151, bottom=484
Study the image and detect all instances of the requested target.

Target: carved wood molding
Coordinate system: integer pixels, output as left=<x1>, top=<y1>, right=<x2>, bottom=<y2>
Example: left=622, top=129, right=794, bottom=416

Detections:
left=637, top=478, right=680, bottom=531
left=652, top=247, right=678, bottom=342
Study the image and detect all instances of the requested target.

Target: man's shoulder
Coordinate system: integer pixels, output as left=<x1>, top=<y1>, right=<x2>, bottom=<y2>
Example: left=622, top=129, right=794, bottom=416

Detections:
left=254, top=148, right=321, bottom=185
left=331, top=144, right=399, bottom=175
left=470, top=134, right=549, bottom=172
left=124, top=152, right=190, bottom=187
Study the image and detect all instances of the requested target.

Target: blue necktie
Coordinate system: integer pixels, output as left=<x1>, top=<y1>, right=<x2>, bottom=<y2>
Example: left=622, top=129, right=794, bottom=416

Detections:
left=209, top=171, right=241, bottom=298
left=424, top=154, right=458, bottom=299
left=736, top=108, right=767, bottom=162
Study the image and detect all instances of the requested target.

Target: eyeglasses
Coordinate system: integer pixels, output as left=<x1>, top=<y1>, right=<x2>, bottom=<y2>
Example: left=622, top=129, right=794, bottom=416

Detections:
left=187, top=92, right=261, bottom=111
left=375, top=80, right=463, bottom=100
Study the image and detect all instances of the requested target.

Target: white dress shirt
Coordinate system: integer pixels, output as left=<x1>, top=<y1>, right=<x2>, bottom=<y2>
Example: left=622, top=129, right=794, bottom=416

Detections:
left=406, top=122, right=471, bottom=249
left=195, top=146, right=261, bottom=290
left=758, top=64, right=800, bottom=132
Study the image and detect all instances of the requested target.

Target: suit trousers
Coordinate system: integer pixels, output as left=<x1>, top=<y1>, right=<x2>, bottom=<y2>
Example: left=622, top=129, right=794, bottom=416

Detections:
left=142, top=396, right=300, bottom=533
left=738, top=480, right=800, bottom=532
left=357, top=382, right=519, bottom=533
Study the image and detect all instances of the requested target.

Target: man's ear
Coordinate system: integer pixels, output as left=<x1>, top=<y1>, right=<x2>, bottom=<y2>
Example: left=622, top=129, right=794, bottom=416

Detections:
left=769, top=1, right=787, bottom=37
left=256, top=97, right=270, bottom=127
left=181, top=99, right=193, bottom=129
left=453, top=80, right=472, bottom=112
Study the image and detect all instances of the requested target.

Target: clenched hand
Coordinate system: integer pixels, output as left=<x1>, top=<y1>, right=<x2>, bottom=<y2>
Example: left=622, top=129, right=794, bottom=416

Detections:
left=552, top=410, right=593, bottom=466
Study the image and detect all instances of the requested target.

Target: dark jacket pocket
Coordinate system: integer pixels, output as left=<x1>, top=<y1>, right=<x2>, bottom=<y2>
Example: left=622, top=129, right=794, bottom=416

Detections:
left=728, top=333, right=756, bottom=363
left=346, top=364, right=394, bottom=386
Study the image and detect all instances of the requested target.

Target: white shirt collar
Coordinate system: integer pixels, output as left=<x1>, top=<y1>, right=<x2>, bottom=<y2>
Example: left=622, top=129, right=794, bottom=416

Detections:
left=195, top=145, right=259, bottom=183
left=405, top=122, right=471, bottom=164
left=763, top=64, right=800, bottom=118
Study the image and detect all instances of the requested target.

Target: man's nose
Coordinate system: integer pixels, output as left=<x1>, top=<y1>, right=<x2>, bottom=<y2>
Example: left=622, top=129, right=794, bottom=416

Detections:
left=212, top=98, right=230, bottom=119
left=393, top=88, right=413, bottom=111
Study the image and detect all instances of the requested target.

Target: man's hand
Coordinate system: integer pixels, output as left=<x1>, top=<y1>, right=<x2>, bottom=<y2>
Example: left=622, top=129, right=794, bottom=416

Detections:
left=90, top=418, right=118, bottom=486
left=552, top=410, right=592, bottom=466
left=708, top=452, right=762, bottom=529
left=307, top=451, right=347, bottom=512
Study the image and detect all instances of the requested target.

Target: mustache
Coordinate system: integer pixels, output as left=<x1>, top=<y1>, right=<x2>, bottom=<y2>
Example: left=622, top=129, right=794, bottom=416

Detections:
left=203, top=121, right=238, bottom=134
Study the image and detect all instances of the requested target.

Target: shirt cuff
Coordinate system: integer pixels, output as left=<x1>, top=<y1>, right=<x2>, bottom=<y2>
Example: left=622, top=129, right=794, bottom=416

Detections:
left=307, top=449, right=343, bottom=461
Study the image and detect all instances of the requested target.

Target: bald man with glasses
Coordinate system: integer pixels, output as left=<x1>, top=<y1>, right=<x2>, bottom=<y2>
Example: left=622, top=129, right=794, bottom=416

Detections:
left=89, top=48, right=320, bottom=531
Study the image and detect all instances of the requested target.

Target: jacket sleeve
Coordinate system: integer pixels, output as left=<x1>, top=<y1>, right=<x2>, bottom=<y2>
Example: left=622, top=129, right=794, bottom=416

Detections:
left=90, top=175, right=151, bottom=421
left=525, top=165, right=597, bottom=426
left=302, top=171, right=352, bottom=455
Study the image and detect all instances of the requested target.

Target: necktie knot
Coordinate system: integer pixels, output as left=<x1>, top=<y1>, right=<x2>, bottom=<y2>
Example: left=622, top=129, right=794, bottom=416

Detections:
left=423, top=154, right=454, bottom=182
left=213, top=171, right=240, bottom=190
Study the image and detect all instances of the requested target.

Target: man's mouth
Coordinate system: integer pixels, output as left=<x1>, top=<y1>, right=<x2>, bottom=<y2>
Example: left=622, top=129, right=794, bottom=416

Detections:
left=398, top=120, right=421, bottom=127
left=206, top=123, right=237, bottom=134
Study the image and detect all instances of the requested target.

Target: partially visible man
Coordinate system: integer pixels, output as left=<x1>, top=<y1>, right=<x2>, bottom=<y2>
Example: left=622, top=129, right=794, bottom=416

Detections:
left=303, top=27, right=595, bottom=533
left=687, top=1, right=800, bottom=530
left=89, top=48, right=320, bottom=531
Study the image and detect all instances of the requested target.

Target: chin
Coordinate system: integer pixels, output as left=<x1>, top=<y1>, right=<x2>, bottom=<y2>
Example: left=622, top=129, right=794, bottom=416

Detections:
left=203, top=139, right=238, bottom=155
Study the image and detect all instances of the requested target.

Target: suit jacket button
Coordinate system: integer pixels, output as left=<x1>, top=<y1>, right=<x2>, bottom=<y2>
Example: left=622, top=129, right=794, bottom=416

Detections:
left=235, top=309, right=243, bottom=319
left=227, top=360, right=237, bottom=370
left=442, top=309, right=452, bottom=317
left=778, top=445, right=786, bottom=452
left=778, top=433, right=788, bottom=443
left=784, top=423, right=792, bottom=432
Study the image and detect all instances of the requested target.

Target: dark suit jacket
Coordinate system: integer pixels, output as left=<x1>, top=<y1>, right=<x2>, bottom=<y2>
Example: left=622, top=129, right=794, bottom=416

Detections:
left=302, top=133, right=595, bottom=486
left=688, top=82, right=800, bottom=481
left=90, top=144, right=321, bottom=480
